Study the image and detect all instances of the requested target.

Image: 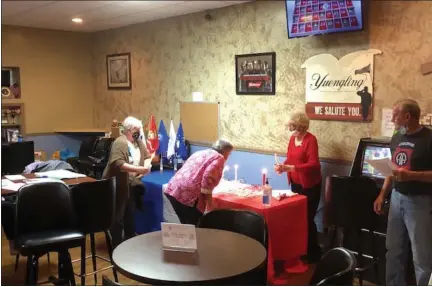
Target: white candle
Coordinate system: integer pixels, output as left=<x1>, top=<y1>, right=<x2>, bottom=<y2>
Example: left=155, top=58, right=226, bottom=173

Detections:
left=234, top=164, right=239, bottom=182
left=223, top=166, right=230, bottom=179
left=160, top=155, right=163, bottom=172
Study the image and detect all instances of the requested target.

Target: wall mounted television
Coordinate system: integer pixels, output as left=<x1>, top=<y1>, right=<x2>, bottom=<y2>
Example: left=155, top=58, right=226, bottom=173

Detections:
left=285, top=0, right=364, bottom=39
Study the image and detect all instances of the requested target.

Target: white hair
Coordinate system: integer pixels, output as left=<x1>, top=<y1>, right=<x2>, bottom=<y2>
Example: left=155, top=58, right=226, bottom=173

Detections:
left=212, top=138, right=234, bottom=154
left=122, top=116, right=143, bottom=132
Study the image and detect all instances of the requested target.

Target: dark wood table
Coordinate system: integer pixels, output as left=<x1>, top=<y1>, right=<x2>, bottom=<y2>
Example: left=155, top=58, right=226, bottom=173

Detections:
left=113, top=228, right=267, bottom=285
left=1, top=173, right=96, bottom=196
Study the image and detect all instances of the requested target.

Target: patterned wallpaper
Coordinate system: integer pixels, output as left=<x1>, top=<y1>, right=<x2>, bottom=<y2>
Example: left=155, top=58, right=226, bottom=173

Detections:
left=92, top=1, right=432, bottom=161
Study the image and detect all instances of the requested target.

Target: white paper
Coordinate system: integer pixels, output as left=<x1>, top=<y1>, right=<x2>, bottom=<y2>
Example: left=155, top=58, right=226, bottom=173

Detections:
left=1, top=179, right=25, bottom=191
left=1, top=179, right=14, bottom=187
left=4, top=174, right=26, bottom=181
left=381, top=108, right=395, bottom=137
left=34, top=170, right=86, bottom=179
left=272, top=189, right=298, bottom=201
left=161, top=223, right=197, bottom=252
left=365, top=158, right=396, bottom=177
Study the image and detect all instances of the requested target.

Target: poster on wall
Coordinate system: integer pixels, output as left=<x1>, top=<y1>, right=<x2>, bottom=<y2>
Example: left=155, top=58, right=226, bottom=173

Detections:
left=235, top=52, right=276, bottom=95
left=301, top=49, right=382, bottom=122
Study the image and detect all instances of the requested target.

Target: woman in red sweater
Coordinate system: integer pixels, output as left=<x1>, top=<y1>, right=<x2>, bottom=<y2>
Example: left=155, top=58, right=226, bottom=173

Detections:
left=274, top=112, right=322, bottom=263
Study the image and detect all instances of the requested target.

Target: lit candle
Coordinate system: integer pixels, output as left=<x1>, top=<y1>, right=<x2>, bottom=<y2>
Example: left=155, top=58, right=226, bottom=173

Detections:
left=261, top=168, right=267, bottom=186
left=234, top=164, right=239, bottom=182
left=223, top=166, right=230, bottom=179
left=160, top=154, right=163, bottom=173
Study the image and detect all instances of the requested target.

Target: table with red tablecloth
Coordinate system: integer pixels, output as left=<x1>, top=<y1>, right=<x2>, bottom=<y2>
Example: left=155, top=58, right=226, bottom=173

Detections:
left=212, top=192, right=308, bottom=283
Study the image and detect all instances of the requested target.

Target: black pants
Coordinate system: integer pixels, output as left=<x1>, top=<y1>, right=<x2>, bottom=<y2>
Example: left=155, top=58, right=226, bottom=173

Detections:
left=165, top=194, right=203, bottom=226
left=110, top=183, right=145, bottom=249
left=291, top=180, right=322, bottom=258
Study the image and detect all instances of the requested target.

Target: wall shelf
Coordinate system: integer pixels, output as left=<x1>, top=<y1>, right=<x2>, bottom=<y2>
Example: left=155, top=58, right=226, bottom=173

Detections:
left=54, top=129, right=107, bottom=136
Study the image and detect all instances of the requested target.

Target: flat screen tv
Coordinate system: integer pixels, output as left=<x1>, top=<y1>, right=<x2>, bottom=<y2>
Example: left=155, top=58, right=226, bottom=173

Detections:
left=285, top=0, right=364, bottom=39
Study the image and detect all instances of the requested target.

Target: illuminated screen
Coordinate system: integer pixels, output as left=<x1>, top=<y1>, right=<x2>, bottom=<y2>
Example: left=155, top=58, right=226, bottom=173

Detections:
left=285, top=0, right=364, bottom=39
left=361, top=145, right=391, bottom=179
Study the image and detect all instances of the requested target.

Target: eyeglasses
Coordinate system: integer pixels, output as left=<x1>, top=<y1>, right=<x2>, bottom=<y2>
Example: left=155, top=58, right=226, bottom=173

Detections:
left=285, top=123, right=304, bottom=132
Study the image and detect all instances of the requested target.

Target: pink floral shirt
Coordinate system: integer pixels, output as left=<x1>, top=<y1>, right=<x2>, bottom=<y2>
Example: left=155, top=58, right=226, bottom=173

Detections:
left=165, top=149, right=225, bottom=212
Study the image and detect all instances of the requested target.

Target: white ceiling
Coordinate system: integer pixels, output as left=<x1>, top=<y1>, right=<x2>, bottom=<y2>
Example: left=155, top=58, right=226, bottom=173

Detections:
left=1, top=1, right=248, bottom=32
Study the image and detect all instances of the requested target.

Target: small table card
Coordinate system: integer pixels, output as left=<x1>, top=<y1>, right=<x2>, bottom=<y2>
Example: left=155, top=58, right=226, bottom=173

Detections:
left=161, top=223, right=197, bottom=253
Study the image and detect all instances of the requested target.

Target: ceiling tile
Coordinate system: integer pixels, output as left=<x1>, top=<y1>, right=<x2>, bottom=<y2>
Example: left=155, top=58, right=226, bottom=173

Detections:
left=1, top=0, right=250, bottom=32
left=1, top=1, right=54, bottom=17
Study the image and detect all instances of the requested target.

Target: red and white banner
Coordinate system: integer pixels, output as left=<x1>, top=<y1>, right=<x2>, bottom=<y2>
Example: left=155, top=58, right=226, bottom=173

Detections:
left=301, top=49, right=382, bottom=122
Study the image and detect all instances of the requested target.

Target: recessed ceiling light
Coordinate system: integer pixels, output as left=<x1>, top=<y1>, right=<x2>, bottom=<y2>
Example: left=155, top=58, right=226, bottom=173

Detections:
left=72, top=18, right=83, bottom=23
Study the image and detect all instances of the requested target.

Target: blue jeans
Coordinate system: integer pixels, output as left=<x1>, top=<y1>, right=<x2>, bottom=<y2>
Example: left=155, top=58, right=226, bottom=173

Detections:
left=386, top=190, right=432, bottom=286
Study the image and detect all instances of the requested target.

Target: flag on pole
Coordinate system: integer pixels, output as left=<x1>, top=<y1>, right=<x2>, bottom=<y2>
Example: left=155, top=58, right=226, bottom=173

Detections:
left=156, top=120, right=168, bottom=157
left=167, top=120, right=176, bottom=159
left=176, top=121, right=188, bottom=160
left=146, top=115, right=159, bottom=154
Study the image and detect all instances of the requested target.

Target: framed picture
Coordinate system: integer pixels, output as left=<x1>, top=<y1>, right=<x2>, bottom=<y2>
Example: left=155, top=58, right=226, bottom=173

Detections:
left=235, top=52, right=276, bottom=95
left=106, top=53, right=132, bottom=89
left=1, top=67, right=21, bottom=99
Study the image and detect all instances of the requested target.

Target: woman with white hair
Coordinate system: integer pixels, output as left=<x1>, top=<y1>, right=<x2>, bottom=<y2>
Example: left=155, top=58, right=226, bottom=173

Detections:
left=103, top=116, right=151, bottom=248
left=164, top=139, right=234, bottom=225
left=274, top=112, right=322, bottom=265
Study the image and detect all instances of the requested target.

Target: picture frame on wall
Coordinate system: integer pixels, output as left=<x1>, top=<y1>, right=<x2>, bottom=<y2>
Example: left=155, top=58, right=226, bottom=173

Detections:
left=106, top=53, right=132, bottom=90
left=1, top=67, right=21, bottom=99
left=235, top=52, right=276, bottom=95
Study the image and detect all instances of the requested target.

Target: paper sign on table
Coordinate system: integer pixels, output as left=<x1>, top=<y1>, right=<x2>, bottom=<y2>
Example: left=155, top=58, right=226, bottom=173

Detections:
left=365, top=158, right=396, bottom=177
left=161, top=222, right=197, bottom=253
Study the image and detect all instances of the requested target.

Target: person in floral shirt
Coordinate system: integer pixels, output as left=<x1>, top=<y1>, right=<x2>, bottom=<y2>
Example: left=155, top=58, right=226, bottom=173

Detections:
left=164, top=139, right=233, bottom=225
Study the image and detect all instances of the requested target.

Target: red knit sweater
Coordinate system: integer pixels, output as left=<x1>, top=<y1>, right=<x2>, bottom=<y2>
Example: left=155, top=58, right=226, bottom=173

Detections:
left=283, top=132, right=322, bottom=189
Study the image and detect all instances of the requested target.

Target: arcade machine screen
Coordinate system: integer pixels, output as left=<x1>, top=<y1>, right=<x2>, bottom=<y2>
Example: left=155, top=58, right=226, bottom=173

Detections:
left=361, top=145, right=391, bottom=179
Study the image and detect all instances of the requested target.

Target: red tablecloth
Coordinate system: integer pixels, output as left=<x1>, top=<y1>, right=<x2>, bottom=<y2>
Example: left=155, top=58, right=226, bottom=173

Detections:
left=212, top=193, right=308, bottom=283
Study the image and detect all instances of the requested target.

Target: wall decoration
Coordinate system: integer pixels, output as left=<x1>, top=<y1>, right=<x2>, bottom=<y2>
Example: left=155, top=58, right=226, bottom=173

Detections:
left=301, top=49, right=382, bottom=122
left=1, top=67, right=21, bottom=99
left=106, top=53, right=132, bottom=89
left=235, top=52, right=276, bottom=95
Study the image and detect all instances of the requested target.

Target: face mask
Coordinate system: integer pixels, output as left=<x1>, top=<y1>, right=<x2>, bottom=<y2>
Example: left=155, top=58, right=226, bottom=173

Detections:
left=398, top=126, right=407, bottom=135
left=132, top=132, right=140, bottom=141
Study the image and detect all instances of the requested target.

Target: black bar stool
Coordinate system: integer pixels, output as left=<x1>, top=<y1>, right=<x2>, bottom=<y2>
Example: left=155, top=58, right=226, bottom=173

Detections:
left=14, top=182, right=86, bottom=286
left=71, top=177, right=118, bottom=285
left=324, top=175, right=382, bottom=285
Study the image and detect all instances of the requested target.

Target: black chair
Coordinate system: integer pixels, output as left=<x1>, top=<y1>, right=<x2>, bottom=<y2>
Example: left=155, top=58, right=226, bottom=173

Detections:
left=79, top=137, right=114, bottom=179
left=310, top=247, right=357, bottom=285
left=14, top=182, right=86, bottom=285
left=197, top=209, right=268, bottom=285
left=324, top=175, right=382, bottom=285
left=1, top=199, right=51, bottom=273
left=102, top=275, right=122, bottom=286
left=71, top=177, right=118, bottom=285
left=67, top=136, right=98, bottom=170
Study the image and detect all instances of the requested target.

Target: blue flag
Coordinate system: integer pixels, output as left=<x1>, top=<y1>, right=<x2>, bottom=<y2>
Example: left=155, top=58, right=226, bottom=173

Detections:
left=175, top=122, right=188, bottom=160
left=156, top=120, right=168, bottom=157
